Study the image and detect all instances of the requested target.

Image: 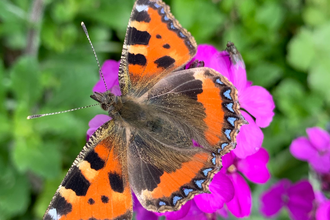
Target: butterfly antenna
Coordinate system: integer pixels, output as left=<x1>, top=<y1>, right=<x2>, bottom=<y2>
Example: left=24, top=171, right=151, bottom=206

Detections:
left=81, top=22, right=108, bottom=91
left=27, top=103, right=99, bottom=119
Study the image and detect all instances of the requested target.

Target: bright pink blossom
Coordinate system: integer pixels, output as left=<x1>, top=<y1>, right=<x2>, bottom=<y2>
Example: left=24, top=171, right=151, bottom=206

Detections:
left=290, top=127, right=330, bottom=173
left=315, top=192, right=330, bottom=220
left=260, top=179, right=315, bottom=220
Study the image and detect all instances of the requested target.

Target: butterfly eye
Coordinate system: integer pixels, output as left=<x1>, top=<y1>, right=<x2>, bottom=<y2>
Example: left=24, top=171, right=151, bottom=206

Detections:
left=101, top=103, right=108, bottom=111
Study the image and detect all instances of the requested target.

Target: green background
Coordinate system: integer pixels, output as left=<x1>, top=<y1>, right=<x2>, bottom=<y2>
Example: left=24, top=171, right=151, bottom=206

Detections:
left=1, top=0, right=329, bottom=219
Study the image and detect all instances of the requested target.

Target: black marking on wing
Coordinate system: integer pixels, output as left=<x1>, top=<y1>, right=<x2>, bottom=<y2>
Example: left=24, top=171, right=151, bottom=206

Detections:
left=101, top=195, right=109, bottom=203
left=88, top=198, right=95, bottom=205
left=128, top=53, right=147, bottom=66
left=156, top=34, right=162, bottom=39
left=154, top=56, right=175, bottom=69
left=52, top=193, right=72, bottom=215
left=62, top=167, right=90, bottom=196
left=85, top=150, right=105, bottom=171
left=131, top=9, right=151, bottom=22
left=163, top=44, right=170, bottom=49
left=127, top=27, right=151, bottom=45
left=108, top=172, right=124, bottom=193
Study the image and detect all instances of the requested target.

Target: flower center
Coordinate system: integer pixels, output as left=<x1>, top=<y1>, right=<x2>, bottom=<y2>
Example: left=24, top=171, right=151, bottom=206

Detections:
left=227, top=164, right=237, bottom=173
left=281, top=194, right=289, bottom=205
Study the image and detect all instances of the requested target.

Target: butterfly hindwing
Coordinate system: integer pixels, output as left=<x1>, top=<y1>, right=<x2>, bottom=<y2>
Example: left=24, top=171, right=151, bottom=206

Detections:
left=118, top=0, right=197, bottom=95
left=128, top=133, right=219, bottom=212
left=43, top=121, right=133, bottom=220
left=147, top=67, right=245, bottom=155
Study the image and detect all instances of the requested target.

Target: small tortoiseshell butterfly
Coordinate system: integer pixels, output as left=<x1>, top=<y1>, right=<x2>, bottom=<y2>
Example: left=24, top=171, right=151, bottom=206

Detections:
left=42, top=0, right=245, bottom=219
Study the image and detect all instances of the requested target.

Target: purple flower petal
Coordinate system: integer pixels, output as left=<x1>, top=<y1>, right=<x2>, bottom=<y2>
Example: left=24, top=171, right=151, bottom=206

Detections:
left=290, top=137, right=318, bottom=161
left=222, top=151, right=235, bottom=170
left=160, top=201, right=191, bottom=220
left=178, top=201, right=208, bottom=220
left=194, top=172, right=234, bottom=213
left=239, top=85, right=275, bottom=128
left=316, top=200, right=330, bottom=220
left=93, top=60, right=121, bottom=95
left=189, top=45, right=219, bottom=69
left=236, top=148, right=270, bottom=184
left=260, top=179, right=291, bottom=217
left=226, top=173, right=252, bottom=217
left=86, top=114, right=111, bottom=140
left=309, top=152, right=330, bottom=173
left=287, top=180, right=315, bottom=220
left=306, top=127, right=330, bottom=151
left=216, top=207, right=228, bottom=219
left=233, top=111, right=264, bottom=158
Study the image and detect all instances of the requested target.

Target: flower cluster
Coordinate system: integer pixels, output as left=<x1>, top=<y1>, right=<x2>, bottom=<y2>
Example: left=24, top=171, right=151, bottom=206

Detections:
left=87, top=44, right=277, bottom=219
left=259, top=127, right=330, bottom=219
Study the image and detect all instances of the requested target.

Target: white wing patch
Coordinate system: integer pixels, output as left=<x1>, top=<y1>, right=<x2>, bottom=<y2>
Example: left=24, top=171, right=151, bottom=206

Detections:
left=136, top=4, right=149, bottom=12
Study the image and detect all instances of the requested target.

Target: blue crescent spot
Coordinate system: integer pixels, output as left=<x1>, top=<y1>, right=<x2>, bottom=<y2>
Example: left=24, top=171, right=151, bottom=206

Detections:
left=179, top=32, right=185, bottom=38
left=224, top=129, right=232, bottom=140
left=172, top=196, right=182, bottom=205
left=183, top=188, right=193, bottom=196
left=170, top=23, right=175, bottom=29
left=164, top=15, right=169, bottom=21
left=217, top=148, right=221, bottom=153
left=154, top=3, right=160, bottom=8
left=211, top=157, right=216, bottom=165
left=215, top=78, right=223, bottom=85
left=225, top=103, right=234, bottom=113
left=227, top=117, right=237, bottom=126
left=194, top=179, right=205, bottom=189
left=221, top=143, right=229, bottom=149
left=202, top=168, right=213, bottom=177
left=159, top=201, right=166, bottom=206
left=223, top=89, right=232, bottom=100
left=160, top=8, right=165, bottom=14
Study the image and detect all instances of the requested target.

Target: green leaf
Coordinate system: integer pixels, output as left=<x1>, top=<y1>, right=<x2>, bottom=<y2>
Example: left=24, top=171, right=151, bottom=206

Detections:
left=309, top=57, right=330, bottom=103
left=255, top=2, right=284, bottom=31
left=303, top=6, right=328, bottom=27
left=10, top=56, right=42, bottom=107
left=249, top=62, right=283, bottom=88
left=287, top=28, right=315, bottom=71
left=12, top=136, right=61, bottom=179
left=172, top=0, right=224, bottom=43
left=0, top=168, right=30, bottom=219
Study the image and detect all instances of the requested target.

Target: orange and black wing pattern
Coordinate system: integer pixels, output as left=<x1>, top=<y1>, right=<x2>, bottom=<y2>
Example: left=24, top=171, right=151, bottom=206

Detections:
left=128, top=133, right=219, bottom=213
left=147, top=67, right=246, bottom=155
left=43, top=121, right=132, bottom=220
left=118, top=0, right=197, bottom=95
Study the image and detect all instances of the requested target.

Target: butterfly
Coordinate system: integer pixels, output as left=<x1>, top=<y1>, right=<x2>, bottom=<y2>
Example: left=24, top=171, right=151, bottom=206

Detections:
left=42, top=0, right=245, bottom=219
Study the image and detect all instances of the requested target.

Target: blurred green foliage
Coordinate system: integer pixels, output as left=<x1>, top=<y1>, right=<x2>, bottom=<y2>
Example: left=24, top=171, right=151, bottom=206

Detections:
left=0, top=0, right=329, bottom=219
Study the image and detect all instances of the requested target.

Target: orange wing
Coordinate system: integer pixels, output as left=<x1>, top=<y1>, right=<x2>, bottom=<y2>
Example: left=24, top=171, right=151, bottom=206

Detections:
left=43, top=121, right=132, bottom=220
left=118, top=0, right=197, bottom=95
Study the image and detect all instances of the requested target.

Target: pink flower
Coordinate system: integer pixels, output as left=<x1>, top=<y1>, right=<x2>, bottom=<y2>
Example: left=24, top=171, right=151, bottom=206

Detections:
left=260, top=179, right=315, bottom=220
left=315, top=192, right=330, bottom=220
left=290, top=127, right=330, bottom=174
left=193, top=148, right=270, bottom=218
left=188, top=45, right=274, bottom=158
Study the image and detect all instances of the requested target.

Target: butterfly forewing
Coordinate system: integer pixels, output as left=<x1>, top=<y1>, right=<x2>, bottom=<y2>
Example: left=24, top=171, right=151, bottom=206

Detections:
left=118, top=0, right=197, bottom=95
left=43, top=121, right=133, bottom=220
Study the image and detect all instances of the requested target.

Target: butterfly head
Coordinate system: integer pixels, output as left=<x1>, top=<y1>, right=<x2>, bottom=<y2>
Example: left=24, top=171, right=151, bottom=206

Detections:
left=90, top=91, right=122, bottom=117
